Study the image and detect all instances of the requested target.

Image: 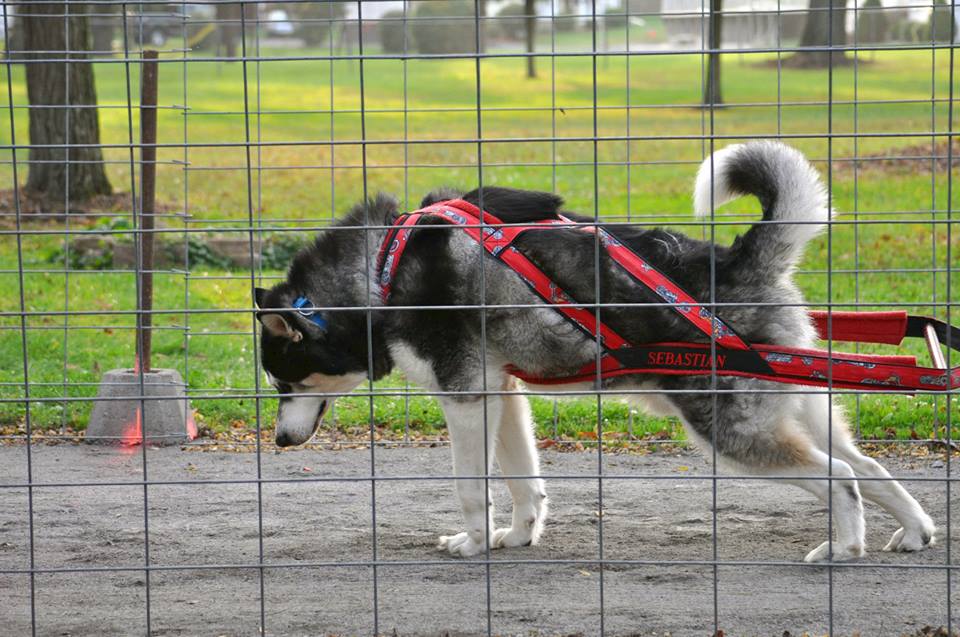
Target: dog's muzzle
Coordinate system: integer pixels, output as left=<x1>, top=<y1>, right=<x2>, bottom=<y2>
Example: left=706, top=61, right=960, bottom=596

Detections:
left=275, top=399, right=327, bottom=447
left=274, top=430, right=298, bottom=448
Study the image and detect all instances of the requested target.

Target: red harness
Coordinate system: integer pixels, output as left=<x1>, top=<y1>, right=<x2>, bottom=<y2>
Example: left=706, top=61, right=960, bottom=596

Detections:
left=376, top=199, right=959, bottom=393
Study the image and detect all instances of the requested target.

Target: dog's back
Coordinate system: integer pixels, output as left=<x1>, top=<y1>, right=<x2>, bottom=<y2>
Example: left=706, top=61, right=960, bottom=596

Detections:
left=420, top=185, right=564, bottom=224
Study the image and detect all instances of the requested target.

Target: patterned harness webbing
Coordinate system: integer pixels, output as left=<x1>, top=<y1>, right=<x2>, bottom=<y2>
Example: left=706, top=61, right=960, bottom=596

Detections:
left=375, top=198, right=960, bottom=393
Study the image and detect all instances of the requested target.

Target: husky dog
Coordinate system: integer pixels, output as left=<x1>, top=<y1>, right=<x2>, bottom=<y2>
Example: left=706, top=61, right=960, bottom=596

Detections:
left=255, top=142, right=935, bottom=562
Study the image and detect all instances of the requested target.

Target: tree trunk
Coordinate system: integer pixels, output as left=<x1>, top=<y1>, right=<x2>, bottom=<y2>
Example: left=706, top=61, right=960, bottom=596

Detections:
left=216, top=4, right=242, bottom=58
left=790, top=0, right=850, bottom=68
left=525, top=0, right=536, bottom=78
left=703, top=0, right=722, bottom=106
left=23, top=2, right=112, bottom=206
left=478, top=0, right=487, bottom=54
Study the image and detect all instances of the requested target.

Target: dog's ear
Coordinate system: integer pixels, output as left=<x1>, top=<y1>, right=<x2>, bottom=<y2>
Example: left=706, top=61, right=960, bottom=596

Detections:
left=259, top=313, right=303, bottom=343
left=420, top=187, right=463, bottom=208
left=370, top=192, right=400, bottom=224
left=254, top=287, right=268, bottom=309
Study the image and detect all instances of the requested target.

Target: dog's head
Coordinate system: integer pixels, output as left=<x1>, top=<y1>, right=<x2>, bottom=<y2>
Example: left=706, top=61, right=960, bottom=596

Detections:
left=255, top=283, right=370, bottom=447
left=255, top=195, right=401, bottom=447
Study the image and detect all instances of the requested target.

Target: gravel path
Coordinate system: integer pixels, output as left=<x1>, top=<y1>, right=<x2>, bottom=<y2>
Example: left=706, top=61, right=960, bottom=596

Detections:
left=0, top=443, right=955, bottom=636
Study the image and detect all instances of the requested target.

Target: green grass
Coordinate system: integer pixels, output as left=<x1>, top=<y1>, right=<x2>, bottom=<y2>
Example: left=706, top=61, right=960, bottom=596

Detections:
left=0, top=44, right=957, bottom=441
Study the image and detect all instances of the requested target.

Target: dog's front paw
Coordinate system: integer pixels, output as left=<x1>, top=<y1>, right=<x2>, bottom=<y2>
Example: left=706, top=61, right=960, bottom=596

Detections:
left=803, top=540, right=865, bottom=563
left=437, top=531, right=487, bottom=557
left=492, top=526, right=535, bottom=549
left=882, top=521, right=936, bottom=553
left=492, top=495, right=548, bottom=549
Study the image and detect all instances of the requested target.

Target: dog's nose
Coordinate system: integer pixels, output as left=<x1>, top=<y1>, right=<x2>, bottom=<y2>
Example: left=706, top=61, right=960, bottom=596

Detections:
left=275, top=430, right=297, bottom=447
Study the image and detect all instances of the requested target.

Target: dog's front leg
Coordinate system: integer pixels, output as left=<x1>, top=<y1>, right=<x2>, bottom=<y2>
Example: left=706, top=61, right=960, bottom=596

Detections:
left=437, top=394, right=503, bottom=558
left=492, top=378, right=547, bottom=549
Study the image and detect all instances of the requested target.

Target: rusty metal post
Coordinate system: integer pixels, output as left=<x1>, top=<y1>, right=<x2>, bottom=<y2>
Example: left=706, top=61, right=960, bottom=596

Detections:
left=138, top=50, right=158, bottom=373
left=90, top=48, right=191, bottom=445
left=704, top=0, right=723, bottom=106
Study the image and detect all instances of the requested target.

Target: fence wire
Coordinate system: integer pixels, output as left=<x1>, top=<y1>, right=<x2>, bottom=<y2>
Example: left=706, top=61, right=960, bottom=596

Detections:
left=0, top=0, right=957, bottom=635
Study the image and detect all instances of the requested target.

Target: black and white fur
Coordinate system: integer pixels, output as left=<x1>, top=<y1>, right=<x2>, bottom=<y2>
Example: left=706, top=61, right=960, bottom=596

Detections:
left=255, top=141, right=935, bottom=562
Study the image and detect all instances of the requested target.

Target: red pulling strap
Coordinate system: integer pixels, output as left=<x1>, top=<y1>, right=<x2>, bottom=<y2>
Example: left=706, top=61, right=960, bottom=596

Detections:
left=810, top=310, right=908, bottom=346
left=510, top=341, right=954, bottom=392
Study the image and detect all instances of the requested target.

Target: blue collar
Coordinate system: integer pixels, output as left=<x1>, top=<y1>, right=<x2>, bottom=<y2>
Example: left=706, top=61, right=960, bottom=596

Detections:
left=292, top=296, right=328, bottom=330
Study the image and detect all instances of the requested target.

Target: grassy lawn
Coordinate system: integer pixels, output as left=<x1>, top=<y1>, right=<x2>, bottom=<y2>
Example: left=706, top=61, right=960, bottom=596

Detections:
left=0, top=41, right=957, bottom=441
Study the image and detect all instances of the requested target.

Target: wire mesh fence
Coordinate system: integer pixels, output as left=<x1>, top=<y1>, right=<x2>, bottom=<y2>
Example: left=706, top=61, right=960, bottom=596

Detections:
left=0, top=0, right=958, bottom=634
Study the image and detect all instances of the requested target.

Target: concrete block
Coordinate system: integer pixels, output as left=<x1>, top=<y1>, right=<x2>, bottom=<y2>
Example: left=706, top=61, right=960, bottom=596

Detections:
left=111, top=240, right=187, bottom=269
left=87, top=368, right=193, bottom=445
left=209, top=237, right=262, bottom=268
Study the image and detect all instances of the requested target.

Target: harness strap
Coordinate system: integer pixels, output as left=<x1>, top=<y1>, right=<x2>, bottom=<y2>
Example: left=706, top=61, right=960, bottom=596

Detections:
left=375, top=200, right=958, bottom=393
left=563, top=218, right=752, bottom=351
left=511, top=341, right=960, bottom=392
left=376, top=212, right=424, bottom=295
left=380, top=200, right=632, bottom=351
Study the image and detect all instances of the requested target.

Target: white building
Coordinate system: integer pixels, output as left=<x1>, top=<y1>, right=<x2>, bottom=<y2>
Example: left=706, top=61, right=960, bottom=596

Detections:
left=955, top=0, right=960, bottom=43
left=344, top=0, right=959, bottom=45
left=345, top=1, right=623, bottom=21
left=661, top=0, right=951, bottom=48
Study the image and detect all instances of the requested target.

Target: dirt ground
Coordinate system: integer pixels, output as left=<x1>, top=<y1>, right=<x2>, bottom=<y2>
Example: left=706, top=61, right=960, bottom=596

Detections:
left=0, top=442, right=957, bottom=637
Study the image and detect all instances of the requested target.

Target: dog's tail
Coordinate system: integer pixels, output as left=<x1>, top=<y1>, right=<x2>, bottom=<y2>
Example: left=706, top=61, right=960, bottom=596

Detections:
left=693, top=141, right=832, bottom=273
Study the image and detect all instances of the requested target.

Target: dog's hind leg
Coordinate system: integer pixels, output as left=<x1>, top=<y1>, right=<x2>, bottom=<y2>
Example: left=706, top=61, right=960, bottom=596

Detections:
left=726, top=420, right=866, bottom=562
left=800, top=394, right=936, bottom=553
left=775, top=445, right=867, bottom=562
left=672, top=387, right=865, bottom=562
left=492, top=377, right=548, bottom=549
left=436, top=392, right=504, bottom=558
